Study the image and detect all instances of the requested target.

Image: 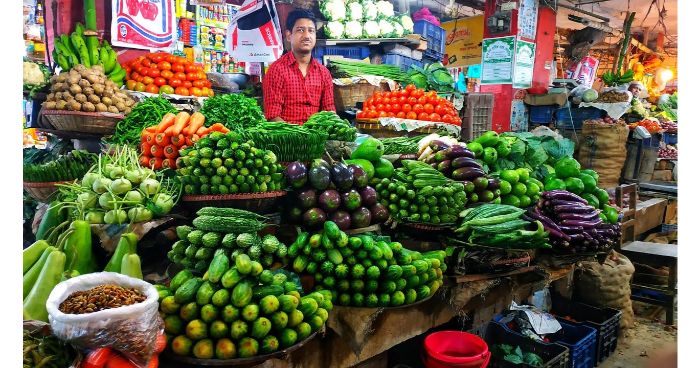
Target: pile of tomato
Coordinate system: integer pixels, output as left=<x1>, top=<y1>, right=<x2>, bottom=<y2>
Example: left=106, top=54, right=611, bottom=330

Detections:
left=122, top=53, right=215, bottom=97
left=356, top=84, right=462, bottom=125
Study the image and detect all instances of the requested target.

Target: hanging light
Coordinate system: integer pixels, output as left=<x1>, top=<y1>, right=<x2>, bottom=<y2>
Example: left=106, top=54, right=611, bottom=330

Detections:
left=658, top=68, right=674, bottom=83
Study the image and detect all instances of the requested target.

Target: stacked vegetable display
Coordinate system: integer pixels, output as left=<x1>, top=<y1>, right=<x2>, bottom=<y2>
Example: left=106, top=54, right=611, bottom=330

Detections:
left=544, top=157, right=611, bottom=210
left=376, top=160, right=466, bottom=225
left=23, top=60, right=51, bottom=97
left=290, top=221, right=446, bottom=307
left=23, top=149, right=97, bottom=183
left=304, top=111, right=357, bottom=142
left=529, top=191, right=621, bottom=253
left=357, top=85, right=462, bottom=126
left=239, top=122, right=328, bottom=162
left=43, top=64, right=135, bottom=114
left=168, top=208, right=286, bottom=274
left=496, top=169, right=544, bottom=208
left=122, top=53, right=214, bottom=97
left=320, top=0, right=413, bottom=39
left=285, top=159, right=388, bottom=231
left=158, top=254, right=331, bottom=359
left=454, top=204, right=550, bottom=249
left=52, top=23, right=126, bottom=84
left=176, top=131, right=285, bottom=195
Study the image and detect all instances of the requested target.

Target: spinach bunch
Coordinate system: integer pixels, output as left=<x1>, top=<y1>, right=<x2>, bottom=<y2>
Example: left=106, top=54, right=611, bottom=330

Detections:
left=200, top=93, right=265, bottom=129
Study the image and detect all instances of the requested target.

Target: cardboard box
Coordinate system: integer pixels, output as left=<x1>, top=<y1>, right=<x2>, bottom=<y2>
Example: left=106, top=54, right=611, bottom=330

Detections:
left=523, top=93, right=568, bottom=107
left=634, top=198, right=668, bottom=236
left=652, top=170, right=674, bottom=182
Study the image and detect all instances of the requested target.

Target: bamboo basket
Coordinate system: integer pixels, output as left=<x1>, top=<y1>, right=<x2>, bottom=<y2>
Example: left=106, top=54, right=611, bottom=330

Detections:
left=334, top=80, right=390, bottom=111
left=181, top=191, right=287, bottom=214
left=355, top=118, right=449, bottom=138
left=41, top=109, right=124, bottom=135
left=23, top=180, right=74, bottom=202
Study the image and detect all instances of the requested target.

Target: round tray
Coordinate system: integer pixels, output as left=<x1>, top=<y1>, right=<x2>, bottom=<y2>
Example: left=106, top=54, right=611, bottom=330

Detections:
left=23, top=180, right=74, bottom=202
left=160, top=330, right=318, bottom=367
left=180, top=191, right=287, bottom=214
left=40, top=109, right=124, bottom=135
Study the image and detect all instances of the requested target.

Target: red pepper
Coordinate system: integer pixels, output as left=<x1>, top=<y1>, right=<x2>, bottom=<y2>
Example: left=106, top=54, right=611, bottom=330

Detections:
left=82, top=347, right=114, bottom=368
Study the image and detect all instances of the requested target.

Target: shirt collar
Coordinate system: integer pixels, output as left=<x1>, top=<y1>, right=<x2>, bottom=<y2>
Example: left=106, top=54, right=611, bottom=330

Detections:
left=285, top=51, right=320, bottom=70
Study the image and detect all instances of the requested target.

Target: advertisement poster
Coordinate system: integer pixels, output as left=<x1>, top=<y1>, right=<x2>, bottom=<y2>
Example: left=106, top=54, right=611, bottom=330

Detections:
left=566, top=56, right=600, bottom=88
left=480, top=36, right=515, bottom=85
left=517, top=0, right=538, bottom=40
left=511, top=100, right=528, bottom=132
left=442, top=15, right=484, bottom=68
left=226, top=0, right=283, bottom=63
left=111, top=0, right=177, bottom=50
left=513, top=40, right=536, bottom=88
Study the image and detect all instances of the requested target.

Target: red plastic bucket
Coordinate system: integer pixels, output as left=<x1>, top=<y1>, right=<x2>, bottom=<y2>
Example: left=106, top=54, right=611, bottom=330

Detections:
left=422, top=331, right=491, bottom=368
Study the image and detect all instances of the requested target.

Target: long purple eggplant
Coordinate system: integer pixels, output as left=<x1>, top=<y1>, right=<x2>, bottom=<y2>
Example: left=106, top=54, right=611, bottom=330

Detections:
left=429, top=140, right=451, bottom=152
left=437, top=160, right=452, bottom=174
left=559, top=225, right=584, bottom=233
left=547, top=199, right=594, bottom=208
left=553, top=205, right=598, bottom=214
left=560, top=218, right=603, bottom=228
left=444, top=145, right=475, bottom=159
left=557, top=212, right=601, bottom=221
left=453, top=167, right=485, bottom=181
left=527, top=209, right=570, bottom=240
left=451, top=156, right=483, bottom=169
left=543, top=190, right=588, bottom=204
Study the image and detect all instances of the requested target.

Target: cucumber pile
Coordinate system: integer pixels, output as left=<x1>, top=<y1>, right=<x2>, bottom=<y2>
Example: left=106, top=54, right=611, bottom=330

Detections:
left=289, top=221, right=446, bottom=307
left=168, top=208, right=287, bottom=273
left=177, top=131, right=285, bottom=195
left=156, top=253, right=332, bottom=359
left=304, top=111, right=357, bottom=142
left=375, top=160, right=467, bottom=225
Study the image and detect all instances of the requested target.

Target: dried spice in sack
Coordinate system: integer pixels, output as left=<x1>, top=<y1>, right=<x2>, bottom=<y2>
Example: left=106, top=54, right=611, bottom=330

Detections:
left=58, top=284, right=146, bottom=314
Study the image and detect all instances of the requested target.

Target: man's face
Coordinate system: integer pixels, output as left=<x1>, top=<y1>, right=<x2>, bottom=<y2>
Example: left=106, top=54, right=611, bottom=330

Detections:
left=287, top=18, right=316, bottom=54
left=629, top=86, right=641, bottom=97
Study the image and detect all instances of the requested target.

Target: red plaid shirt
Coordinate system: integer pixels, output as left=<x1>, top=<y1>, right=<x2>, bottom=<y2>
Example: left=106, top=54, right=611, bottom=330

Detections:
left=263, top=52, right=336, bottom=125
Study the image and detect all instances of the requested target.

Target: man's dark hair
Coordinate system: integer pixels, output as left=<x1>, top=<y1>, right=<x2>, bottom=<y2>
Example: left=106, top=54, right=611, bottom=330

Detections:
left=285, top=9, right=316, bottom=32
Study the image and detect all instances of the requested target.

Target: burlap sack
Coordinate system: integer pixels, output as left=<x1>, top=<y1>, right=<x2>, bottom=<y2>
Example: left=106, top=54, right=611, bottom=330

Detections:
left=577, top=121, right=629, bottom=188
left=573, top=251, right=636, bottom=329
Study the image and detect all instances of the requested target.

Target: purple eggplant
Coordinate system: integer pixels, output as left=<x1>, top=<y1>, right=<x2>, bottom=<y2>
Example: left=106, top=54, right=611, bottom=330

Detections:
left=285, top=162, right=308, bottom=189
left=429, top=140, right=451, bottom=152
left=560, top=218, right=603, bottom=228
left=437, top=160, right=452, bottom=174
left=568, top=233, right=586, bottom=241
left=553, top=205, right=597, bottom=214
left=430, top=162, right=439, bottom=169
left=452, top=167, right=485, bottom=181
left=543, top=190, right=588, bottom=204
left=451, top=156, right=483, bottom=169
left=444, top=145, right=475, bottom=159
left=559, top=225, right=585, bottom=233
left=547, top=199, right=594, bottom=208
left=487, top=178, right=501, bottom=190
left=433, top=149, right=449, bottom=163
left=556, top=212, right=601, bottom=221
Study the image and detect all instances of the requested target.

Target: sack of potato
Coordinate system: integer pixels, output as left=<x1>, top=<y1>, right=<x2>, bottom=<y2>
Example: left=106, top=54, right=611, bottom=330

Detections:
left=43, top=64, right=135, bottom=115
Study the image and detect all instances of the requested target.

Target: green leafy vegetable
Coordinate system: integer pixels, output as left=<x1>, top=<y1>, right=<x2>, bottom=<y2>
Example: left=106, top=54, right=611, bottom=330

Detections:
left=200, top=93, right=266, bottom=129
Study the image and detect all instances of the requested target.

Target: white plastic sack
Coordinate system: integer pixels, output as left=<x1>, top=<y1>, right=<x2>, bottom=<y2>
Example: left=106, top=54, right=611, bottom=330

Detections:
left=47, top=272, right=160, bottom=368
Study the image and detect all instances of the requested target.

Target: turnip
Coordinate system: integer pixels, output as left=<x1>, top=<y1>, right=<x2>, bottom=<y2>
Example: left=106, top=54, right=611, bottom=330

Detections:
left=140, top=178, right=160, bottom=196
left=92, top=177, right=112, bottom=194
left=123, top=190, right=143, bottom=205
left=125, top=169, right=144, bottom=185
left=152, top=193, right=174, bottom=215
left=99, top=192, right=118, bottom=210
left=108, top=166, right=125, bottom=180
left=77, top=192, right=97, bottom=209
left=81, top=172, right=101, bottom=189
left=110, top=178, right=132, bottom=195
left=104, top=209, right=128, bottom=224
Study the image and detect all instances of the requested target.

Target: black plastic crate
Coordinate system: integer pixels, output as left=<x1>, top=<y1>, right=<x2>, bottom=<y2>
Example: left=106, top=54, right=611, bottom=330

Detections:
left=551, top=296, right=622, bottom=366
left=484, top=321, right=570, bottom=368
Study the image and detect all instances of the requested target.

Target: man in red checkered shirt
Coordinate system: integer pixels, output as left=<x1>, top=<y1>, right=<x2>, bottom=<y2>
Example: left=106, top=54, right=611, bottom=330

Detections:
left=263, top=9, right=335, bottom=125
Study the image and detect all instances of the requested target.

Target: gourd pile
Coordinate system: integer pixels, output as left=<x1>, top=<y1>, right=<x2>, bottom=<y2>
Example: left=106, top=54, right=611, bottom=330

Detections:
left=290, top=221, right=446, bottom=307
left=43, top=65, right=135, bottom=114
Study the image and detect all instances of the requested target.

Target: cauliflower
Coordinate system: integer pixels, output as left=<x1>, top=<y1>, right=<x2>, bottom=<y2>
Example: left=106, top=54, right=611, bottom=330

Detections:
left=400, top=14, right=414, bottom=33
left=321, top=0, right=346, bottom=22
left=376, top=1, right=394, bottom=18
left=363, top=1, right=378, bottom=21
left=344, top=20, right=363, bottom=39
left=391, top=19, right=405, bottom=37
left=24, top=62, right=47, bottom=86
left=378, top=18, right=394, bottom=38
left=363, top=20, right=380, bottom=38
left=347, top=1, right=363, bottom=21
left=324, top=20, right=346, bottom=39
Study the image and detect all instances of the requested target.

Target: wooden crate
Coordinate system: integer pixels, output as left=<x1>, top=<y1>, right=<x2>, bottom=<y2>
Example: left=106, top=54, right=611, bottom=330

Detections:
left=461, top=93, right=493, bottom=141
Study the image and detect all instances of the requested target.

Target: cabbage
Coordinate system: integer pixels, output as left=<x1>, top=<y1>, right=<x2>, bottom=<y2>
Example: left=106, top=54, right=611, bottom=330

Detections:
left=378, top=18, right=394, bottom=38
left=347, top=1, right=363, bottom=21
left=376, top=1, right=394, bottom=18
left=363, top=1, right=378, bottom=21
left=321, top=0, right=346, bottom=21
left=581, top=89, right=598, bottom=103
left=363, top=20, right=380, bottom=38
left=399, top=14, right=414, bottom=32
left=325, top=20, right=346, bottom=39
left=344, top=20, right=363, bottom=39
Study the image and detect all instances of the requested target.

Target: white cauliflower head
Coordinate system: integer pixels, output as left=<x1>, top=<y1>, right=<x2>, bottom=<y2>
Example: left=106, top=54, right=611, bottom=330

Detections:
left=391, top=20, right=404, bottom=37
left=23, top=62, right=46, bottom=86
left=324, top=20, right=346, bottom=39
left=344, top=20, right=363, bottom=39
left=321, top=0, right=347, bottom=22
left=363, top=20, right=380, bottom=38
left=378, top=18, right=394, bottom=38
left=376, top=1, right=394, bottom=18
left=347, top=1, right=364, bottom=21
left=363, top=1, right=378, bottom=21
left=400, top=15, right=414, bottom=33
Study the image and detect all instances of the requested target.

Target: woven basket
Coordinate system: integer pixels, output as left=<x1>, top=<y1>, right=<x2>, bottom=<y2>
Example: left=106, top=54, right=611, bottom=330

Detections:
left=355, top=118, right=447, bottom=138
left=334, top=81, right=390, bottom=111
left=181, top=191, right=287, bottom=214
left=23, top=181, right=74, bottom=202
left=41, top=109, right=124, bottom=135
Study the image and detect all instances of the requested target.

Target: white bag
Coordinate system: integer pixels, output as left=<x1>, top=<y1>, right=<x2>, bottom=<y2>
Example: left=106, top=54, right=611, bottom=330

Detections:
left=47, top=272, right=160, bottom=368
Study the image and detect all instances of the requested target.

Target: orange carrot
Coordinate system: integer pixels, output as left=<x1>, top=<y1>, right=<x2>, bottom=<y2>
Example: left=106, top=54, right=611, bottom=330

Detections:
left=139, top=155, right=151, bottom=167
left=154, top=133, right=170, bottom=147
left=149, top=157, right=163, bottom=170
left=140, top=142, right=151, bottom=155
left=170, top=133, right=186, bottom=147
left=161, top=158, right=174, bottom=170
left=186, top=112, right=205, bottom=136
left=208, top=123, right=229, bottom=133
left=145, top=126, right=157, bottom=133
left=144, top=133, right=155, bottom=145
left=164, top=126, right=175, bottom=136
left=171, top=112, right=191, bottom=135
left=155, top=113, right=177, bottom=133
left=196, top=126, right=210, bottom=136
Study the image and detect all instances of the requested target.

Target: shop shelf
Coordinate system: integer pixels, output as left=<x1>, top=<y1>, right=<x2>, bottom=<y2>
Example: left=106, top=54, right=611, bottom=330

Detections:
left=413, top=20, right=446, bottom=61
left=484, top=321, right=570, bottom=368
left=312, top=45, right=371, bottom=64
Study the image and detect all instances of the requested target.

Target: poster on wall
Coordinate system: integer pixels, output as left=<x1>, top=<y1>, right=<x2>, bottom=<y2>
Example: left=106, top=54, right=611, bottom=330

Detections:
left=517, top=0, right=538, bottom=40
left=565, top=56, right=599, bottom=88
left=442, top=15, right=484, bottom=68
left=111, top=0, right=177, bottom=50
left=480, top=36, right=515, bottom=85
left=511, top=100, right=528, bottom=132
left=226, top=0, right=283, bottom=63
left=513, top=39, right=536, bottom=88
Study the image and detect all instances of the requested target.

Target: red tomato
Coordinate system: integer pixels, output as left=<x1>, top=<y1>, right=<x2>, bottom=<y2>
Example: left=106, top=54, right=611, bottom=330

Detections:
left=125, top=80, right=137, bottom=90
left=402, top=104, right=412, bottom=113
left=373, top=91, right=382, bottom=99
left=154, top=77, right=167, bottom=86
left=368, top=110, right=379, bottom=119
left=186, top=72, right=199, bottom=81
left=429, top=113, right=441, bottom=122
left=183, top=81, right=193, bottom=89
left=175, top=86, right=190, bottom=96
left=382, top=92, right=391, bottom=99
left=157, top=61, right=172, bottom=70
left=398, top=96, right=407, bottom=104
left=201, top=87, right=212, bottom=97
left=203, top=80, right=212, bottom=88
left=141, top=58, right=152, bottom=67
left=365, top=97, right=374, bottom=106
left=396, top=112, right=406, bottom=119
left=166, top=54, right=177, bottom=63
left=174, top=72, right=187, bottom=81
left=399, top=90, right=409, bottom=98
left=142, top=76, right=154, bottom=86
left=391, top=103, right=401, bottom=113
left=406, top=111, right=417, bottom=120
left=389, top=97, right=398, bottom=104
left=135, top=66, right=146, bottom=75
left=405, top=84, right=416, bottom=92
left=169, top=78, right=183, bottom=88
left=145, top=84, right=159, bottom=94
left=407, top=97, right=417, bottom=105
left=391, top=91, right=400, bottom=98
left=134, top=82, right=146, bottom=92
left=418, top=112, right=429, bottom=121
left=160, top=70, right=174, bottom=79
left=357, top=111, right=365, bottom=119
left=382, top=97, right=391, bottom=105
left=428, top=95, right=439, bottom=105
left=123, top=65, right=132, bottom=75
left=130, top=72, right=142, bottom=81
left=171, top=63, right=185, bottom=73
left=413, top=104, right=424, bottom=114
left=435, top=104, right=447, bottom=116
left=147, top=68, right=161, bottom=78
left=387, top=112, right=396, bottom=118
left=185, top=64, right=199, bottom=73
left=193, top=80, right=205, bottom=88
left=424, top=103, right=435, bottom=114
left=379, top=111, right=388, bottom=117
left=417, top=96, right=427, bottom=105
left=152, top=53, right=165, bottom=63
left=159, top=85, right=175, bottom=94
left=410, top=90, right=422, bottom=98
left=376, top=103, right=385, bottom=111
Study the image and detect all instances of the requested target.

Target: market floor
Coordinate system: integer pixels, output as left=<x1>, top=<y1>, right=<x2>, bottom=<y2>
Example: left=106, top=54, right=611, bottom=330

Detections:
left=599, top=302, right=677, bottom=368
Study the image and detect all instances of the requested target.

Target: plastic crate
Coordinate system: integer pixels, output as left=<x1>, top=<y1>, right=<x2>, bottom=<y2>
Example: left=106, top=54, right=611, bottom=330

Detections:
left=382, top=54, right=425, bottom=72
left=413, top=20, right=446, bottom=60
left=484, top=322, right=570, bottom=368
left=662, top=132, right=678, bottom=145
left=529, top=105, right=559, bottom=124
left=461, top=93, right=494, bottom=141
left=312, top=45, right=371, bottom=64
left=555, top=107, right=605, bottom=130
left=549, top=320, right=597, bottom=368
left=551, top=297, right=622, bottom=366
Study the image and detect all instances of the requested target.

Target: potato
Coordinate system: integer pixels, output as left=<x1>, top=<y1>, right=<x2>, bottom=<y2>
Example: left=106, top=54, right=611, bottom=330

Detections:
left=123, top=107, right=132, bottom=115
left=74, top=64, right=87, bottom=72
left=102, top=96, right=113, bottom=106
left=115, top=102, right=126, bottom=112
left=107, top=105, right=119, bottom=114
left=64, top=94, right=75, bottom=102
left=86, top=74, right=101, bottom=85
left=69, top=84, right=82, bottom=95
left=68, top=101, right=82, bottom=111
left=44, top=101, right=57, bottom=110
left=56, top=74, right=68, bottom=83
left=53, top=92, right=62, bottom=100
left=92, top=84, right=105, bottom=95
left=75, top=93, right=88, bottom=103
left=103, top=90, right=114, bottom=99
left=82, top=102, right=96, bottom=112
left=56, top=100, right=68, bottom=110
left=52, top=82, right=66, bottom=92
left=68, top=74, right=80, bottom=85
left=83, top=87, right=95, bottom=96
left=88, top=94, right=101, bottom=104
left=78, top=79, right=91, bottom=88
left=95, top=103, right=108, bottom=112
left=46, top=93, right=55, bottom=101
left=124, top=98, right=135, bottom=107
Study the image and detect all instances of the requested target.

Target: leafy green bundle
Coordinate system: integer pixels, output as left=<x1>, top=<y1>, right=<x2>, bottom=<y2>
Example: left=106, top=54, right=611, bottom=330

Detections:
left=200, top=93, right=266, bottom=129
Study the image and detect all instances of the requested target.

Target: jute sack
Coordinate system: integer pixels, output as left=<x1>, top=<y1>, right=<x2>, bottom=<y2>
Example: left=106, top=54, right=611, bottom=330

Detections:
left=573, top=251, right=636, bottom=329
left=577, top=121, right=628, bottom=188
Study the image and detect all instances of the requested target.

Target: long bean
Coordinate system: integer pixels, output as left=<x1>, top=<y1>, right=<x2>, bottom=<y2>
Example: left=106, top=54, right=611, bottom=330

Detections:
left=109, top=96, right=177, bottom=147
left=327, top=59, right=408, bottom=83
